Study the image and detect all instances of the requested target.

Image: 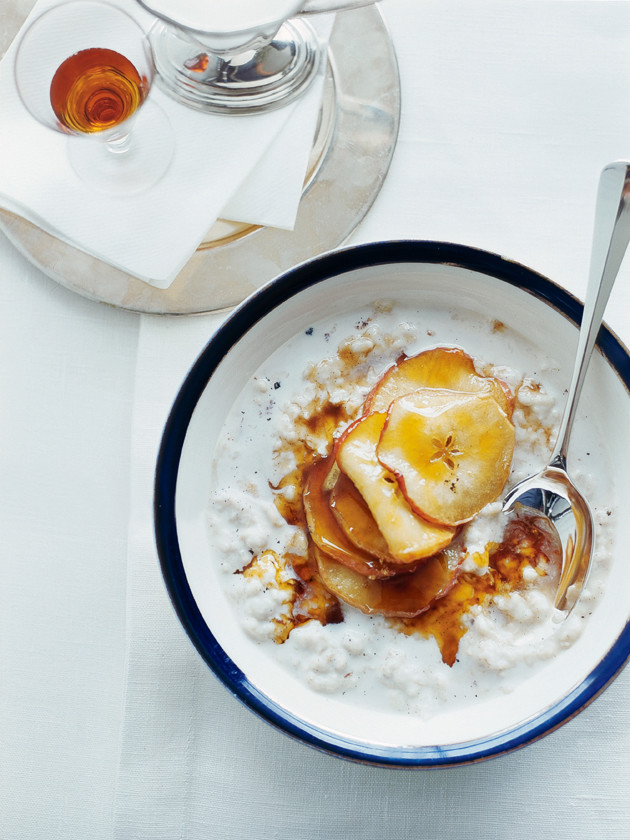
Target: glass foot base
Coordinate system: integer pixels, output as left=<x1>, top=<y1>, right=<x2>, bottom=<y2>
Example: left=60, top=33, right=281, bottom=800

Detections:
left=67, top=101, right=175, bottom=195
left=150, top=18, right=322, bottom=115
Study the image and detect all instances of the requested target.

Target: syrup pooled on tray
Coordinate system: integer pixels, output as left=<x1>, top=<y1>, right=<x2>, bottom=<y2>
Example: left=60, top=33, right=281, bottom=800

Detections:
left=50, top=48, right=147, bottom=133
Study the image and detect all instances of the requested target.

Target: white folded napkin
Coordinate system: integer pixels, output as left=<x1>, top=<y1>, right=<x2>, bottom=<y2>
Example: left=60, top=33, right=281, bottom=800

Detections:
left=0, top=0, right=331, bottom=288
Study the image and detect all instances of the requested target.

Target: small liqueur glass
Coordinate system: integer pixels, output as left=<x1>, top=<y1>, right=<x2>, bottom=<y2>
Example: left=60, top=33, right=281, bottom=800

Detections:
left=14, top=0, right=174, bottom=194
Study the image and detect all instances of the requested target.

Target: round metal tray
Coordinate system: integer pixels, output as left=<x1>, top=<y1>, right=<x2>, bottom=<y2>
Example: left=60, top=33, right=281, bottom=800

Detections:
left=0, top=2, right=400, bottom=314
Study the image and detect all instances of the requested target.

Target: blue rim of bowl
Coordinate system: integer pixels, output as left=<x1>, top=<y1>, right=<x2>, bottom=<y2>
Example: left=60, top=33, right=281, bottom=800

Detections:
left=154, top=239, right=630, bottom=767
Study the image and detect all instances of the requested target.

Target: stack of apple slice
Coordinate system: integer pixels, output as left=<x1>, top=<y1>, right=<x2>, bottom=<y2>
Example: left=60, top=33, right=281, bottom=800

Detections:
left=303, top=347, right=515, bottom=618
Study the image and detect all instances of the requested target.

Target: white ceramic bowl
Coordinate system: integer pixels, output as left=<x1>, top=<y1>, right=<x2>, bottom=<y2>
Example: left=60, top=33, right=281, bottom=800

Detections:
left=154, top=241, right=630, bottom=766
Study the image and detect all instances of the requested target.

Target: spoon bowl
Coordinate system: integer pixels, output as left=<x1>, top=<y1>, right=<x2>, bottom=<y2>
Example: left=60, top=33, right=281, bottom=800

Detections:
left=503, top=160, right=630, bottom=614
left=503, top=467, right=593, bottom=613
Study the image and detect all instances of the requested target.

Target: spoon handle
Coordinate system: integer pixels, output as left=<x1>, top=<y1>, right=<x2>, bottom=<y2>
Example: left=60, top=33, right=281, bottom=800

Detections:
left=551, top=160, right=630, bottom=467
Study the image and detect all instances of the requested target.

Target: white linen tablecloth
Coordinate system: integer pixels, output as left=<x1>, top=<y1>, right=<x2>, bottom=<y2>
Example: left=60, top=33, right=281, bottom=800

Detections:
left=3, top=1, right=630, bottom=838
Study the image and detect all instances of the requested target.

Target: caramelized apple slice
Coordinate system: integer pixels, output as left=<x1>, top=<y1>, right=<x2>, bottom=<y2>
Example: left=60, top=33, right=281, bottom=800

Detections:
left=364, top=346, right=513, bottom=417
left=329, top=470, right=392, bottom=561
left=377, top=388, right=515, bottom=526
left=314, top=543, right=463, bottom=618
left=335, top=411, right=456, bottom=562
left=303, top=456, right=416, bottom=580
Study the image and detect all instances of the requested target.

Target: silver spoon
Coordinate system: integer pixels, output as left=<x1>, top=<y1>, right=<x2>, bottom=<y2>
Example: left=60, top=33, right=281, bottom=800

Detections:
left=503, top=160, right=630, bottom=615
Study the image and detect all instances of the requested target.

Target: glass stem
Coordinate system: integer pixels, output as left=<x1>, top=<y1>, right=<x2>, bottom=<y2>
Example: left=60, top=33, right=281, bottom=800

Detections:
left=106, top=131, right=132, bottom=155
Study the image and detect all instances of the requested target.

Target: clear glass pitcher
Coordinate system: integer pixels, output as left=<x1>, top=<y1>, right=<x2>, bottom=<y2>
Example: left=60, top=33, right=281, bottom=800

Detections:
left=136, top=0, right=381, bottom=114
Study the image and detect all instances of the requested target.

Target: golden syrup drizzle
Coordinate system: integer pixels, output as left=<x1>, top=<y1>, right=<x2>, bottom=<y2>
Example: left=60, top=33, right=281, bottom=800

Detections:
left=237, top=549, right=341, bottom=644
left=394, top=511, right=561, bottom=665
left=270, top=335, right=374, bottom=527
left=272, top=400, right=350, bottom=528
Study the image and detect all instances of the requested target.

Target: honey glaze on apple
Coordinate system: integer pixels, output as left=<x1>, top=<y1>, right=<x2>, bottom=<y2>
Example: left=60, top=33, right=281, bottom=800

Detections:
left=208, top=305, right=612, bottom=710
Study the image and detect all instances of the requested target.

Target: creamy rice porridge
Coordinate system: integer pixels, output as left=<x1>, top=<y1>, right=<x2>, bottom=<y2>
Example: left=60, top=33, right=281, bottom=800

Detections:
left=207, top=301, right=613, bottom=718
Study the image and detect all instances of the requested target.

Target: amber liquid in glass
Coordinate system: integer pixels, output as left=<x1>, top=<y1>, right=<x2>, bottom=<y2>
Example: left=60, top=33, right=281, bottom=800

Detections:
left=50, top=47, right=147, bottom=133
